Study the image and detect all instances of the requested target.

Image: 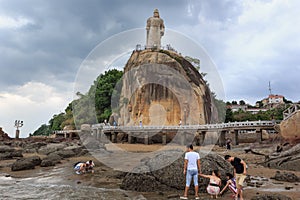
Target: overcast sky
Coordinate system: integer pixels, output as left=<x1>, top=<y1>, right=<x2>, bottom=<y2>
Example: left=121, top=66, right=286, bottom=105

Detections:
left=1, top=0, right=299, bottom=137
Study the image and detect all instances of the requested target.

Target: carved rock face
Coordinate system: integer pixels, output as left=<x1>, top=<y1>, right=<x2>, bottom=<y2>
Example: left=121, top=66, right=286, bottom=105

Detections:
left=115, top=50, right=214, bottom=126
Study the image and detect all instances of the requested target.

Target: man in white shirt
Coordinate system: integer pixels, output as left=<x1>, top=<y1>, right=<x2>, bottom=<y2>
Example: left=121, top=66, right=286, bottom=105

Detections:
left=181, top=144, right=201, bottom=200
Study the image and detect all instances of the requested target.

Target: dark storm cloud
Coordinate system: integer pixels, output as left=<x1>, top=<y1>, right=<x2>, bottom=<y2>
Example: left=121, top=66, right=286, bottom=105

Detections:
left=0, top=0, right=197, bottom=91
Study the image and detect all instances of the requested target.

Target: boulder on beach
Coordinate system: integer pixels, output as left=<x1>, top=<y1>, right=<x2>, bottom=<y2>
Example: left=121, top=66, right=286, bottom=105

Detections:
left=38, top=143, right=67, bottom=155
left=121, top=149, right=232, bottom=192
left=270, top=171, right=299, bottom=182
left=40, top=153, right=62, bottom=167
left=11, top=156, right=41, bottom=171
left=264, top=143, right=300, bottom=171
left=0, top=145, right=23, bottom=160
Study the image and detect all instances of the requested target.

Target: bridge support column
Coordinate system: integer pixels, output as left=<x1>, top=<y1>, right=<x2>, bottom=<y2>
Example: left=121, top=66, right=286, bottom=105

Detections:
left=128, top=133, right=133, bottom=144
left=111, top=132, right=117, bottom=143
left=162, top=131, right=167, bottom=145
left=96, top=128, right=100, bottom=140
left=64, top=132, right=67, bottom=139
left=144, top=133, right=149, bottom=145
left=231, top=129, right=239, bottom=145
left=256, top=128, right=262, bottom=143
left=219, top=130, right=226, bottom=147
left=199, top=131, right=206, bottom=146
left=180, top=132, right=187, bottom=145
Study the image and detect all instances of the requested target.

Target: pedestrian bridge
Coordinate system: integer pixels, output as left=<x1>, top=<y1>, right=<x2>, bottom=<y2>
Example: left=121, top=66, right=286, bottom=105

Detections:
left=93, top=120, right=275, bottom=132
left=54, top=120, right=277, bottom=146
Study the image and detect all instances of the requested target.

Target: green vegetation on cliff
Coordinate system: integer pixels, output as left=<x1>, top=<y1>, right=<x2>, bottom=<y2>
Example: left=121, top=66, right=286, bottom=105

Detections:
left=33, top=69, right=123, bottom=136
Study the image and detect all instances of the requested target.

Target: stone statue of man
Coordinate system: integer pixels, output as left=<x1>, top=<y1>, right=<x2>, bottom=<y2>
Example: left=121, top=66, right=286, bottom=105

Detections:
left=146, top=9, right=165, bottom=49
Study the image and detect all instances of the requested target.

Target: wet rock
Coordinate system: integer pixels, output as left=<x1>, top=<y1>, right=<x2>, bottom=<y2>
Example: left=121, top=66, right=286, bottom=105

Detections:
left=40, top=159, right=56, bottom=167
left=63, top=145, right=83, bottom=155
left=56, top=149, right=76, bottom=158
left=0, top=145, right=15, bottom=153
left=11, top=156, right=41, bottom=171
left=264, top=144, right=300, bottom=171
left=285, top=186, right=293, bottom=190
left=270, top=171, right=299, bottom=182
left=40, top=153, right=62, bottom=167
left=23, top=142, right=47, bottom=153
left=38, top=143, right=67, bottom=155
left=251, top=193, right=292, bottom=200
left=0, top=149, right=23, bottom=160
left=121, top=149, right=232, bottom=192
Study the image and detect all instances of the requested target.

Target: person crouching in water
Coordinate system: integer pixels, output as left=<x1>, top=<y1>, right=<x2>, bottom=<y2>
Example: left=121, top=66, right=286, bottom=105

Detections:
left=85, top=160, right=95, bottom=173
left=74, top=162, right=86, bottom=174
left=219, top=173, right=237, bottom=199
left=199, top=169, right=221, bottom=199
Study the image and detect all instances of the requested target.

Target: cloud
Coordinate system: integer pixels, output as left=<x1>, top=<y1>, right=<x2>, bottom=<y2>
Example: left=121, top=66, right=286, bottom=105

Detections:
left=0, top=15, right=32, bottom=29
left=171, top=0, right=300, bottom=104
left=0, top=82, right=72, bottom=138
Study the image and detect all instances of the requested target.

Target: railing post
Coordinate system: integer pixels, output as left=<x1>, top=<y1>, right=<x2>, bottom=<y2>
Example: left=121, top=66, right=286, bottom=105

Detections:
left=144, top=133, right=149, bottom=145
left=219, top=130, right=226, bottom=147
left=162, top=131, right=167, bottom=145
left=128, top=133, right=133, bottom=144
left=111, top=131, right=117, bottom=143
left=256, top=128, right=262, bottom=143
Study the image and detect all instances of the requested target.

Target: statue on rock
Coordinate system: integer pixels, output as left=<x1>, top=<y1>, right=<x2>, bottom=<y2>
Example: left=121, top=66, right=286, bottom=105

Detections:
left=146, top=9, right=165, bottom=49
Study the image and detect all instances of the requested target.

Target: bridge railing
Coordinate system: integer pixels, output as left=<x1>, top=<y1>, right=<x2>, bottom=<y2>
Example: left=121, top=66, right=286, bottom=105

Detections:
left=283, top=104, right=300, bottom=120
left=92, top=120, right=275, bottom=131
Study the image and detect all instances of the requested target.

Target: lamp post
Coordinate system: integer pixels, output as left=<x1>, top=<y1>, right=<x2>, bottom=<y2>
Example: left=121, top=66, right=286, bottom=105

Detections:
left=14, top=120, right=23, bottom=139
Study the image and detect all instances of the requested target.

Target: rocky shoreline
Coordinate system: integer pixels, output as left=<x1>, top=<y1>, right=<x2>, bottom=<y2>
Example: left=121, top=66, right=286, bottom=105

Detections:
left=0, top=135, right=299, bottom=199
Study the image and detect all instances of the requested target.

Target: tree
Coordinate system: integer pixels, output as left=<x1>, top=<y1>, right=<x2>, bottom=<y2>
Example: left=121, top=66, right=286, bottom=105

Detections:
left=231, top=101, right=238, bottom=105
left=185, top=56, right=200, bottom=70
left=93, top=69, right=123, bottom=122
left=49, top=113, right=65, bottom=130
left=239, top=100, right=246, bottom=105
left=32, top=124, right=51, bottom=136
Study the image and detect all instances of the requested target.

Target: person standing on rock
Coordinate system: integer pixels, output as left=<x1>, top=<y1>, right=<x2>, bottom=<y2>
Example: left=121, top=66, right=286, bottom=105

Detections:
left=224, top=155, right=247, bottom=200
left=181, top=144, right=201, bottom=200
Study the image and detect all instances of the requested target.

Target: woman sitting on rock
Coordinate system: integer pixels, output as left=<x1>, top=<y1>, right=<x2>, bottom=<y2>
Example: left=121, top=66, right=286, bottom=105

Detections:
left=200, top=169, right=221, bottom=199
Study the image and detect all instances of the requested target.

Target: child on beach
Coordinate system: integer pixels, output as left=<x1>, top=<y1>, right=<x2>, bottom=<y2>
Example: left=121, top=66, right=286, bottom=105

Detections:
left=199, top=169, right=221, bottom=199
left=85, top=160, right=95, bottom=173
left=220, top=173, right=237, bottom=199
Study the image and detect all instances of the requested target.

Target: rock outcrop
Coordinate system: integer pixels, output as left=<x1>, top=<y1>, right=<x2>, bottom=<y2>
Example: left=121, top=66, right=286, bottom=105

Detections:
left=116, top=50, right=215, bottom=126
left=280, top=110, right=300, bottom=141
left=11, top=156, right=42, bottom=171
left=121, top=150, right=232, bottom=192
left=270, top=171, right=299, bottom=182
left=0, top=127, right=10, bottom=141
left=264, top=143, right=300, bottom=171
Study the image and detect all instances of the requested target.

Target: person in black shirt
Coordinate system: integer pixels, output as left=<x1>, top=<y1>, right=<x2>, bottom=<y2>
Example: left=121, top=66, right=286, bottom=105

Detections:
left=224, top=155, right=247, bottom=200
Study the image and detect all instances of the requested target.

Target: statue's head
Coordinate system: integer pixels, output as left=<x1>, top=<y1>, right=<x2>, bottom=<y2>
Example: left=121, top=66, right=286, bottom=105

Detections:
left=153, top=9, right=159, bottom=17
